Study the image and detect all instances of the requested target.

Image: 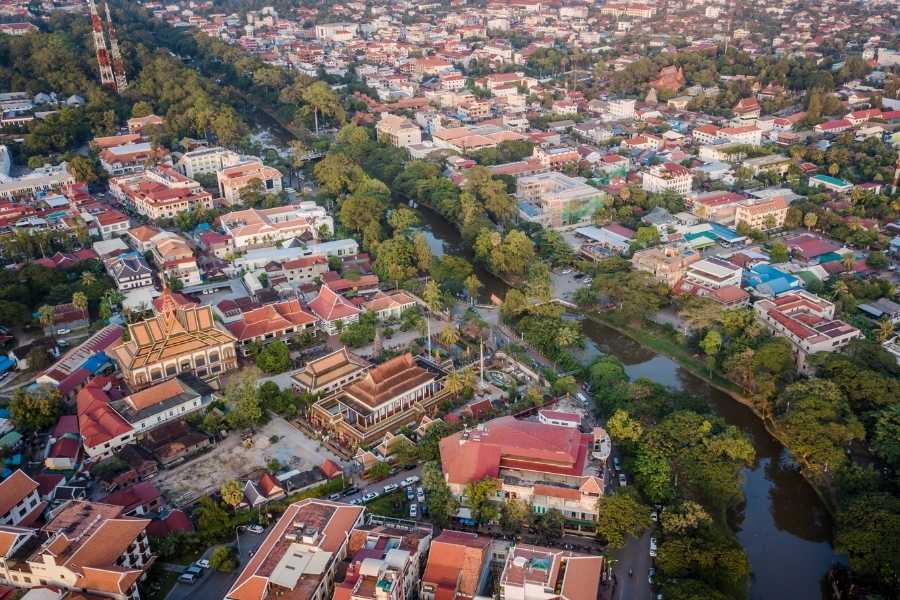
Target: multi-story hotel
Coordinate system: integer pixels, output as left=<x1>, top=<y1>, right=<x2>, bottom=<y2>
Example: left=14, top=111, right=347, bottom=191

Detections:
left=226, top=499, right=364, bottom=600
left=217, top=158, right=283, bottom=206
left=641, top=162, right=693, bottom=196
left=0, top=500, right=154, bottom=599
left=754, top=290, right=861, bottom=373
left=497, top=545, right=604, bottom=600
left=219, top=203, right=334, bottom=250
left=310, top=353, right=447, bottom=449
left=109, top=289, right=237, bottom=389
left=439, top=416, right=605, bottom=534
left=376, top=113, right=423, bottom=148
left=516, top=171, right=605, bottom=229
left=734, top=196, right=789, bottom=231
left=632, top=245, right=702, bottom=288
left=109, top=166, right=214, bottom=221
left=176, top=146, right=242, bottom=178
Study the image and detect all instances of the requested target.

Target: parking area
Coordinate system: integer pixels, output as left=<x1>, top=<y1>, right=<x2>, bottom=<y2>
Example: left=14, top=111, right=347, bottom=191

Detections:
left=155, top=416, right=346, bottom=506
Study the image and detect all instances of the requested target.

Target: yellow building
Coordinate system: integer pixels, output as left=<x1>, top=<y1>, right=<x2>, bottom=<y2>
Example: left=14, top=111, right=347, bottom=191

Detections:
left=109, top=289, right=237, bottom=389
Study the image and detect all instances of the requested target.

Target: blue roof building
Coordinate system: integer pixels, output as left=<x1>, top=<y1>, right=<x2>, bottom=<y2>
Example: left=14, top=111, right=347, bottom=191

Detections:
left=744, top=264, right=802, bottom=297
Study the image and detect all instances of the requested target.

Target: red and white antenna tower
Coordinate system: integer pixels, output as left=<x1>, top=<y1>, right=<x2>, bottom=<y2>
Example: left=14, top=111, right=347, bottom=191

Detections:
left=104, top=3, right=128, bottom=92
left=88, top=0, right=115, bottom=88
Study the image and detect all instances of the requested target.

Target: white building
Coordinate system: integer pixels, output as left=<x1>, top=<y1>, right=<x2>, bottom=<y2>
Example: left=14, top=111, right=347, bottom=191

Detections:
left=684, top=257, right=743, bottom=290
left=641, top=162, right=693, bottom=196
left=219, top=203, right=334, bottom=250
left=0, top=163, right=74, bottom=200
left=176, top=146, right=243, bottom=179
left=607, top=98, right=636, bottom=121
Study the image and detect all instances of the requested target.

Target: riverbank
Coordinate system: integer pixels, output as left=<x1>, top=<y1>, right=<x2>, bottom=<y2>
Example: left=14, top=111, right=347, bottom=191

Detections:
left=582, top=309, right=838, bottom=516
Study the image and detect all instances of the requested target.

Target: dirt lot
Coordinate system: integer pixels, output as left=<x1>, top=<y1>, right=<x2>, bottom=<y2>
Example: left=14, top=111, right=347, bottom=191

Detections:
left=155, top=416, right=346, bottom=506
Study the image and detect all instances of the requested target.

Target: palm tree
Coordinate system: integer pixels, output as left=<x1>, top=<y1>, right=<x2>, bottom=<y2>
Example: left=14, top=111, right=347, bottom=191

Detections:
left=72, top=291, right=88, bottom=313
left=37, top=305, right=54, bottom=329
left=877, top=318, right=895, bottom=343
left=841, top=254, right=855, bottom=272
left=80, top=271, right=96, bottom=287
left=301, top=81, right=345, bottom=135
left=460, top=368, right=477, bottom=394
left=444, top=371, right=464, bottom=398
left=438, top=325, right=460, bottom=347
left=557, top=326, right=580, bottom=349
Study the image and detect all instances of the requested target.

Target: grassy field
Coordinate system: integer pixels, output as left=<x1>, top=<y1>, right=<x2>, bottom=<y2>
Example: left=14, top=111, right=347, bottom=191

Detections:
left=365, top=490, right=413, bottom=519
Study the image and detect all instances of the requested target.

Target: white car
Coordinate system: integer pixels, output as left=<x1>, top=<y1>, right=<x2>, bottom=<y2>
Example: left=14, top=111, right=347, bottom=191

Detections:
left=618, top=473, right=627, bottom=487
left=649, top=537, right=657, bottom=558
left=247, top=525, right=264, bottom=534
left=409, top=503, right=418, bottom=518
left=402, top=476, right=420, bottom=487
left=383, top=483, right=399, bottom=494
left=416, top=486, right=425, bottom=503
left=195, top=559, right=210, bottom=569
left=56, top=328, right=71, bottom=336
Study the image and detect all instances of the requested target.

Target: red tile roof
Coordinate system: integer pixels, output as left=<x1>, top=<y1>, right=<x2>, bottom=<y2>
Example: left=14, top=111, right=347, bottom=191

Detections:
left=76, top=385, right=132, bottom=450
left=308, top=285, right=360, bottom=323
left=226, top=298, right=317, bottom=341
left=0, top=471, right=38, bottom=517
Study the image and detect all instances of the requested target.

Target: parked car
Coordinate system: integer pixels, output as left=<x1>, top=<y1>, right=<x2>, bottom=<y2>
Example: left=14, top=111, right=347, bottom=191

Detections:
left=613, top=457, right=621, bottom=471
left=402, top=475, right=420, bottom=487
left=406, top=486, right=415, bottom=500
left=56, top=328, right=71, bottom=336
left=416, top=486, right=425, bottom=503
left=362, top=492, right=379, bottom=502
left=383, top=483, right=399, bottom=494
left=178, top=573, right=197, bottom=585
left=648, top=567, right=656, bottom=584
left=328, top=492, right=342, bottom=501
left=409, top=503, right=417, bottom=518
left=195, top=559, right=210, bottom=569
left=349, top=497, right=361, bottom=505
left=342, top=487, right=360, bottom=497
left=246, top=525, right=265, bottom=534
left=618, top=473, right=627, bottom=487
left=649, top=537, right=657, bottom=558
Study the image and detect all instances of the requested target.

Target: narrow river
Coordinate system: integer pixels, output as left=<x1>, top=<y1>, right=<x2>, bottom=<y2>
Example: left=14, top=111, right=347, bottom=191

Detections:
left=413, top=204, right=839, bottom=600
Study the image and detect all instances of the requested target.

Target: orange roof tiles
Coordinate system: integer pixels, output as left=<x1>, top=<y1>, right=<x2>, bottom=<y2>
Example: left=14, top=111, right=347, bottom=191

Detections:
left=0, top=470, right=39, bottom=517
left=344, top=353, right=435, bottom=409
left=422, top=531, right=491, bottom=599
left=226, top=299, right=317, bottom=342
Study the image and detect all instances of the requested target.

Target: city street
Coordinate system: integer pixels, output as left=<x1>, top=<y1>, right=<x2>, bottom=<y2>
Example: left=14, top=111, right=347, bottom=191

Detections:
left=165, top=528, right=269, bottom=600
left=612, top=530, right=654, bottom=600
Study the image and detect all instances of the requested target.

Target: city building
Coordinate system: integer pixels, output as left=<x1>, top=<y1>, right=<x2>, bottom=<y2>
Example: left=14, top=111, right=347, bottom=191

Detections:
left=219, top=203, right=333, bottom=250
left=742, top=154, right=791, bottom=177
left=420, top=531, right=492, bottom=600
left=497, top=545, right=603, bottom=600
left=225, top=499, right=365, bottom=600
left=439, top=416, right=604, bottom=534
left=283, top=255, right=329, bottom=286
left=683, top=257, right=744, bottom=290
left=376, top=114, right=423, bottom=148
left=754, top=290, right=861, bottom=373
left=109, top=289, right=237, bottom=389
left=105, top=254, right=154, bottom=290
left=176, top=146, right=242, bottom=178
left=150, top=233, right=202, bottom=287
left=110, top=166, right=214, bottom=221
left=0, top=500, right=153, bottom=598
left=336, top=521, right=434, bottom=600
left=641, top=162, right=693, bottom=196
left=632, top=246, right=702, bottom=288
left=735, top=196, right=789, bottom=231
left=226, top=298, right=318, bottom=355
left=516, top=171, right=605, bottom=229
left=688, top=191, right=746, bottom=224
left=77, top=374, right=214, bottom=459
left=0, top=163, right=74, bottom=200
left=98, top=142, right=169, bottom=176
left=0, top=470, right=41, bottom=527
left=292, top=347, right=370, bottom=396
left=310, top=353, right=446, bottom=449
left=217, top=158, right=283, bottom=206
left=808, top=174, right=854, bottom=193
left=308, top=285, right=361, bottom=335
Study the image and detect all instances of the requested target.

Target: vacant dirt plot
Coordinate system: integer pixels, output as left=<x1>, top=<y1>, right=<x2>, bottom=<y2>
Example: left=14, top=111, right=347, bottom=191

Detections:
left=155, top=416, right=345, bottom=506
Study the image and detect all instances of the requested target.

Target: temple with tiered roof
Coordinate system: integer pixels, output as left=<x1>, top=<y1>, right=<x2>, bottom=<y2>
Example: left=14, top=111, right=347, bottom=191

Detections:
left=109, top=288, right=237, bottom=389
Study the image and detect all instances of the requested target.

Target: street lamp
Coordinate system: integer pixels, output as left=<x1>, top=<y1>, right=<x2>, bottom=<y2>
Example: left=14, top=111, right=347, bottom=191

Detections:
left=234, top=525, right=246, bottom=558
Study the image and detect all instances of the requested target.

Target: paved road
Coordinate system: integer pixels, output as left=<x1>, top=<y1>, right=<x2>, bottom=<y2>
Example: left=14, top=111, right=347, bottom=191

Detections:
left=166, top=528, right=270, bottom=600
left=612, top=530, right=654, bottom=600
